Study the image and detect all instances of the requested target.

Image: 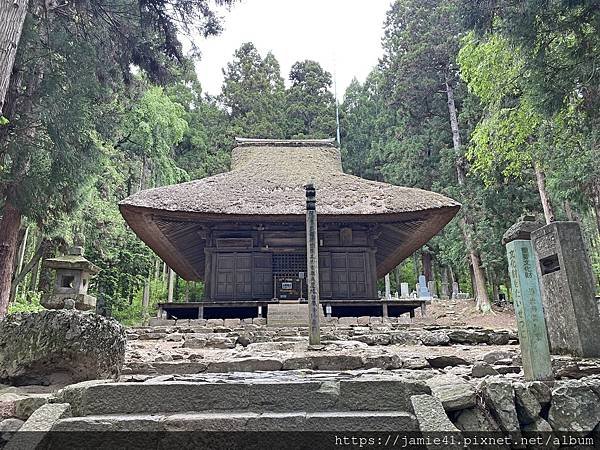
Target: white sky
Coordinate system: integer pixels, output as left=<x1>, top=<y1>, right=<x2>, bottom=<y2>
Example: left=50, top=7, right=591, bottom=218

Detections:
left=193, top=0, right=393, bottom=98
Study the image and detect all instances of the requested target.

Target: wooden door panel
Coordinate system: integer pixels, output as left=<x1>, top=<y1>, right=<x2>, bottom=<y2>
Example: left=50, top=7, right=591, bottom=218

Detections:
left=235, top=254, right=252, bottom=299
left=319, top=252, right=332, bottom=298
left=253, top=253, right=273, bottom=298
left=215, top=254, right=235, bottom=299
left=329, top=252, right=369, bottom=299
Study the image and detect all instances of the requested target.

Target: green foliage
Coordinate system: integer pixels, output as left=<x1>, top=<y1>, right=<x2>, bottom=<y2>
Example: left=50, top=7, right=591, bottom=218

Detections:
left=285, top=60, right=337, bottom=138
left=8, top=291, right=44, bottom=314
left=221, top=43, right=287, bottom=138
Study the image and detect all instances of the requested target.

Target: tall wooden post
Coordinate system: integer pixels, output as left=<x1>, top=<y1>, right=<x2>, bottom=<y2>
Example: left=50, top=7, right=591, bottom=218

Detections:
left=305, top=184, right=321, bottom=345
left=503, top=218, right=553, bottom=381
left=142, top=279, right=150, bottom=324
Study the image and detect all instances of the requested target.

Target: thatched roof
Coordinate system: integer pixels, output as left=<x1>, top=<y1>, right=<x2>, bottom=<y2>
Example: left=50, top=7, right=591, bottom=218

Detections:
left=119, top=139, right=460, bottom=280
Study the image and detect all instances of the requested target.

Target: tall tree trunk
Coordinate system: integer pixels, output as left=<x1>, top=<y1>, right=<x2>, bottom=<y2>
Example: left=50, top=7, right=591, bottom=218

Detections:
left=11, top=237, right=45, bottom=290
left=591, top=181, right=600, bottom=237
left=412, top=252, right=420, bottom=283
left=167, top=268, right=175, bottom=303
left=154, top=258, right=161, bottom=280
left=142, top=277, right=150, bottom=324
left=29, top=253, right=40, bottom=292
left=0, top=201, right=22, bottom=316
left=421, top=250, right=433, bottom=282
left=37, top=239, right=58, bottom=294
left=0, top=0, right=27, bottom=116
left=445, top=75, right=492, bottom=313
left=492, top=281, right=500, bottom=305
left=184, top=281, right=190, bottom=303
left=533, top=160, right=555, bottom=224
left=10, top=224, right=28, bottom=302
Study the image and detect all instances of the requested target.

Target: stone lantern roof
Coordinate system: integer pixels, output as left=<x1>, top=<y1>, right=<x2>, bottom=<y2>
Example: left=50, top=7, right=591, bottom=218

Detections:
left=44, top=246, right=101, bottom=274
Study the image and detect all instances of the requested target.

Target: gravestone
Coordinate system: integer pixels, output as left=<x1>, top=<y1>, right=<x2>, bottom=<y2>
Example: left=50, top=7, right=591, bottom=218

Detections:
left=441, top=282, right=449, bottom=300
left=503, top=218, right=552, bottom=381
left=418, top=275, right=431, bottom=299
left=451, top=282, right=459, bottom=299
left=427, top=281, right=437, bottom=298
left=400, top=283, right=409, bottom=298
left=531, top=221, right=600, bottom=357
left=384, top=274, right=392, bottom=300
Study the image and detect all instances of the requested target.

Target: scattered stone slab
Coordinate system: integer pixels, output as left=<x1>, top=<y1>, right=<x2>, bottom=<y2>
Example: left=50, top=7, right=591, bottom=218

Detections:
left=471, top=362, right=499, bottom=378
left=282, top=357, right=314, bottom=371
left=390, top=331, right=421, bottom=345
left=548, top=380, right=600, bottom=432
left=420, top=331, right=450, bottom=346
left=488, top=332, right=511, bottom=345
left=427, top=376, right=476, bottom=412
left=525, top=381, right=552, bottom=406
left=339, top=379, right=430, bottom=412
left=164, top=333, right=184, bottom=342
left=403, top=358, right=430, bottom=370
left=363, top=355, right=402, bottom=370
left=453, top=406, right=500, bottom=432
left=482, top=350, right=515, bottom=365
left=514, top=383, right=541, bottom=425
left=4, top=403, right=71, bottom=450
left=308, top=355, right=363, bottom=371
left=426, top=355, right=468, bottom=368
left=411, top=394, right=461, bottom=440
left=353, top=334, right=391, bottom=346
left=206, top=358, right=283, bottom=373
left=0, top=417, right=24, bottom=435
left=138, top=332, right=167, bottom=340
left=481, top=379, right=520, bottom=432
left=494, top=365, right=521, bottom=375
left=447, top=329, right=489, bottom=345
left=14, top=393, right=51, bottom=420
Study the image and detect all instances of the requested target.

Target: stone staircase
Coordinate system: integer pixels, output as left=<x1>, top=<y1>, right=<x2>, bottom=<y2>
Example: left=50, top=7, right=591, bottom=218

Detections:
left=267, top=302, right=325, bottom=327
left=47, top=374, right=429, bottom=436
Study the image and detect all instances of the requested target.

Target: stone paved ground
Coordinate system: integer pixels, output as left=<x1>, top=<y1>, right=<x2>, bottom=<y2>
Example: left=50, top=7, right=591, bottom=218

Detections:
left=3, top=301, right=600, bottom=439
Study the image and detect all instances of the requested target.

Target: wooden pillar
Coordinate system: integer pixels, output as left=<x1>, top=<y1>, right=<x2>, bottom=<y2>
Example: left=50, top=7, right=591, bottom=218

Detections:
left=142, top=279, right=150, bottom=323
left=504, top=219, right=553, bottom=381
left=305, top=184, right=320, bottom=346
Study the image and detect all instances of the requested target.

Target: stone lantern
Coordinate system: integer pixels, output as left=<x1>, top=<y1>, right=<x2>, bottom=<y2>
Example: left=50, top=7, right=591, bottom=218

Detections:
left=41, top=246, right=100, bottom=311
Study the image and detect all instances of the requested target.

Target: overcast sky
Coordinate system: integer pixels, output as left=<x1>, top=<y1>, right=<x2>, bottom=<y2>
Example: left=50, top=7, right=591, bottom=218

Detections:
left=193, top=0, right=393, bottom=98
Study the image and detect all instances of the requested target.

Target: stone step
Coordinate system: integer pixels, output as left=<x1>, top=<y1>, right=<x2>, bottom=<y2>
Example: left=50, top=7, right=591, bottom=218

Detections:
left=267, top=303, right=324, bottom=327
left=55, top=378, right=430, bottom=417
left=51, top=410, right=419, bottom=432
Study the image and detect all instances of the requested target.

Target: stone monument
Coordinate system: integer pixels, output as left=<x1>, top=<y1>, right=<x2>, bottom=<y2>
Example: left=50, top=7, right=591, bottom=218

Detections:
left=451, top=282, right=459, bottom=299
left=41, top=246, right=100, bottom=311
left=531, top=221, right=600, bottom=357
left=503, top=217, right=553, bottom=381
left=418, top=275, right=431, bottom=299
left=400, top=282, right=409, bottom=298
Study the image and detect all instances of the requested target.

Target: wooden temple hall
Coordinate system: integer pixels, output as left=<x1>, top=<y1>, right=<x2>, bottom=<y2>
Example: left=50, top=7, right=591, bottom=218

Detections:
left=119, top=138, right=460, bottom=319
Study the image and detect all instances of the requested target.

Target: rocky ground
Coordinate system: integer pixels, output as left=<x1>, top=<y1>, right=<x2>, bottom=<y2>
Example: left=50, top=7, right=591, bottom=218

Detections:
left=2, top=300, right=600, bottom=443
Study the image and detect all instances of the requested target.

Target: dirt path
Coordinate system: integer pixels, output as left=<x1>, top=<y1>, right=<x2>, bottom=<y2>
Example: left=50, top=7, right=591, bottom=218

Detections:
left=413, top=298, right=516, bottom=330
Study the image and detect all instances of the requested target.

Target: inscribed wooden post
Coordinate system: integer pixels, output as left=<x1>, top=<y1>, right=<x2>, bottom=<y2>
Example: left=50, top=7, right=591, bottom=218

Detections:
left=506, top=239, right=553, bottom=380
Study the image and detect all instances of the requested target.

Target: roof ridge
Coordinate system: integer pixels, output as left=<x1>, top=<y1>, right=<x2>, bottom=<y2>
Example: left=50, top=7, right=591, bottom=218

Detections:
left=235, top=137, right=336, bottom=147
